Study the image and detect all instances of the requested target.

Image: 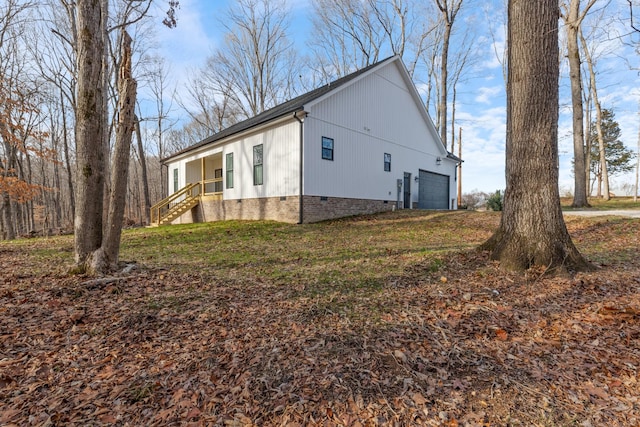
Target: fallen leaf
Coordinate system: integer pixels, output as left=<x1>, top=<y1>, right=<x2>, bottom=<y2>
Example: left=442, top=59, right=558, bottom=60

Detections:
left=495, top=329, right=508, bottom=341
left=412, top=392, right=427, bottom=405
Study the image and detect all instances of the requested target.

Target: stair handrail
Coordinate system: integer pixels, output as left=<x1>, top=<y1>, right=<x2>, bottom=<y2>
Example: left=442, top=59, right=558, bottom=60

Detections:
left=151, top=182, right=201, bottom=225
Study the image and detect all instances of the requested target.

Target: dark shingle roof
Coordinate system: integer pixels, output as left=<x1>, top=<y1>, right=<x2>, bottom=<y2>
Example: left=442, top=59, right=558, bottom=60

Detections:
left=163, top=56, right=396, bottom=162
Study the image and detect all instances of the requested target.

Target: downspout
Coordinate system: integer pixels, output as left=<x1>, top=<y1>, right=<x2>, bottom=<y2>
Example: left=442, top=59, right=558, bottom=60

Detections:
left=293, top=111, right=304, bottom=224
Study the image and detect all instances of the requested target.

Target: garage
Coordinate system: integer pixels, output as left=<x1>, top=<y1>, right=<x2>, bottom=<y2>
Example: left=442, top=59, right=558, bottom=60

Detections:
left=418, top=170, right=449, bottom=209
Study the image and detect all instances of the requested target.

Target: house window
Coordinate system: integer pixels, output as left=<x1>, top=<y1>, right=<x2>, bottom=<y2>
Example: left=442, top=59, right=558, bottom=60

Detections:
left=384, top=153, right=391, bottom=172
left=253, top=144, right=263, bottom=185
left=173, top=168, right=178, bottom=193
left=214, top=168, right=223, bottom=192
left=322, top=136, right=334, bottom=161
left=226, top=153, right=234, bottom=189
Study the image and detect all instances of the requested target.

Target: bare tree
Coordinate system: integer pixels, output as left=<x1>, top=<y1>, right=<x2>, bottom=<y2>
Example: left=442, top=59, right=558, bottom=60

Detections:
left=206, top=0, right=298, bottom=118
left=433, top=0, right=465, bottom=149
left=93, top=30, right=137, bottom=270
left=310, top=0, right=385, bottom=79
left=133, top=115, right=150, bottom=224
left=141, top=55, right=177, bottom=199
left=181, top=62, right=243, bottom=138
left=481, top=0, right=590, bottom=274
left=579, top=26, right=609, bottom=199
left=310, top=0, right=434, bottom=80
left=560, top=0, right=598, bottom=208
left=73, top=0, right=106, bottom=266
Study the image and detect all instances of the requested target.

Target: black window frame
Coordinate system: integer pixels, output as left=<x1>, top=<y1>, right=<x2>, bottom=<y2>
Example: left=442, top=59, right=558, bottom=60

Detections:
left=322, top=136, right=334, bottom=161
left=253, top=144, right=263, bottom=186
left=173, top=168, right=178, bottom=193
left=384, top=153, right=391, bottom=172
left=225, top=152, right=234, bottom=189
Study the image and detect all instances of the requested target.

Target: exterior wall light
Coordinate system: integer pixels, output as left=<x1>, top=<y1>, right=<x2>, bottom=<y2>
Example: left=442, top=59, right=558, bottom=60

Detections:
left=436, top=156, right=442, bottom=165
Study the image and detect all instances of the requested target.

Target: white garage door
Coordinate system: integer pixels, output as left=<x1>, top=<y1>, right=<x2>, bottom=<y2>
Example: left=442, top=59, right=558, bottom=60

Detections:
left=418, top=170, right=449, bottom=209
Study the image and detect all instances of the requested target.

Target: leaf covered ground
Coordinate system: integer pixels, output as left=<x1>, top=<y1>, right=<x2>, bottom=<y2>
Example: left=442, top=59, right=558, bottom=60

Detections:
left=1, top=211, right=639, bottom=426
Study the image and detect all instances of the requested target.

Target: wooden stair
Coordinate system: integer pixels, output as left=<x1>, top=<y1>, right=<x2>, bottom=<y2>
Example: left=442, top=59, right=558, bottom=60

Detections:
left=158, top=195, right=200, bottom=225
left=150, top=182, right=201, bottom=226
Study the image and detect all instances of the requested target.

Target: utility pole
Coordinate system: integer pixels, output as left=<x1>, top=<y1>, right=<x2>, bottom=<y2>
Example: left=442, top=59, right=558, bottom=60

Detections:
left=457, top=127, right=462, bottom=207
left=635, top=102, right=639, bottom=202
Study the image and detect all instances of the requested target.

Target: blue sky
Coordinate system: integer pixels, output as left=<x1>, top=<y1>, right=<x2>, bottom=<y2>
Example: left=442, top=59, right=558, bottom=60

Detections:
left=147, top=0, right=640, bottom=195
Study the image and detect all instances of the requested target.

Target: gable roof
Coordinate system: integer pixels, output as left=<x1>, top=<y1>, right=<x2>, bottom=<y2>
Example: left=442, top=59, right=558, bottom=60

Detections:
left=163, top=56, right=399, bottom=162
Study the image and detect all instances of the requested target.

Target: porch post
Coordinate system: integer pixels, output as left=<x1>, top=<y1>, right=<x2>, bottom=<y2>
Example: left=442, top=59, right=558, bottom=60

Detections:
left=201, top=157, right=205, bottom=193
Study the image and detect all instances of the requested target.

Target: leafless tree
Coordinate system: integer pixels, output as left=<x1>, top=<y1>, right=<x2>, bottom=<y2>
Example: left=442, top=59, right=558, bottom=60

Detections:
left=433, top=0, right=465, bottom=149
left=94, top=30, right=137, bottom=271
left=310, top=0, right=434, bottom=80
left=140, top=55, right=177, bottom=199
left=205, top=0, right=298, bottom=118
left=579, top=23, right=610, bottom=199
left=560, top=0, right=599, bottom=208
left=181, top=62, right=243, bottom=138
left=73, top=0, right=106, bottom=266
left=481, top=0, right=590, bottom=274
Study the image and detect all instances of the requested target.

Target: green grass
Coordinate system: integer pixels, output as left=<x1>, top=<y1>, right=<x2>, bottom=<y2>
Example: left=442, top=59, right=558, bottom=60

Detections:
left=561, top=196, right=640, bottom=210
left=120, top=211, right=497, bottom=305
left=0, top=210, right=494, bottom=296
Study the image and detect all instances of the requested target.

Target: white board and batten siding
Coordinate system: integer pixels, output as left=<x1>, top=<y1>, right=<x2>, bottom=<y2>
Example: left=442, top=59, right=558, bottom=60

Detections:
left=223, top=119, right=300, bottom=201
left=303, top=59, right=456, bottom=208
left=167, top=119, right=301, bottom=200
left=170, top=145, right=223, bottom=192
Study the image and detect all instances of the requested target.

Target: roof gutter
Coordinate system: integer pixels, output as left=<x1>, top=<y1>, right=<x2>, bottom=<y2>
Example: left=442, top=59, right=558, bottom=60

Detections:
left=293, top=111, right=305, bottom=224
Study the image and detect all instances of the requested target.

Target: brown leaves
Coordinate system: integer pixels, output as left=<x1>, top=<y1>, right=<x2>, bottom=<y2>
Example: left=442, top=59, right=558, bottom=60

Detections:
left=1, top=215, right=640, bottom=425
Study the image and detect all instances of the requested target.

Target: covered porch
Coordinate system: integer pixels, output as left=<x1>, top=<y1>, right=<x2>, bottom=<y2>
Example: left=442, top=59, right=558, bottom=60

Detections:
left=185, top=154, right=224, bottom=196
left=151, top=153, right=224, bottom=226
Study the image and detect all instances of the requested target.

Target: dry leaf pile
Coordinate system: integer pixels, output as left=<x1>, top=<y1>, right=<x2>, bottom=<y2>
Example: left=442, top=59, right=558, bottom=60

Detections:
left=1, top=214, right=639, bottom=426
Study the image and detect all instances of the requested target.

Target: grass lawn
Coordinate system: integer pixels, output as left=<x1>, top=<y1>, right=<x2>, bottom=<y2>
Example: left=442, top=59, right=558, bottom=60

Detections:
left=561, top=196, right=640, bottom=210
left=1, top=210, right=639, bottom=426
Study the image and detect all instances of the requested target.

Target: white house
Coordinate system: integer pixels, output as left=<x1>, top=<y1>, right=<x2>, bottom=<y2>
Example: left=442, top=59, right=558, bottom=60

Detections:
left=152, top=56, right=461, bottom=225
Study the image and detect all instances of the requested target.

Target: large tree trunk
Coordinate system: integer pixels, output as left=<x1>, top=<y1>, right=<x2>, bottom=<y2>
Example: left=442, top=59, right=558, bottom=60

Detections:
left=481, top=0, right=590, bottom=274
left=1, top=192, right=14, bottom=240
left=73, top=0, right=106, bottom=266
left=94, top=30, right=137, bottom=271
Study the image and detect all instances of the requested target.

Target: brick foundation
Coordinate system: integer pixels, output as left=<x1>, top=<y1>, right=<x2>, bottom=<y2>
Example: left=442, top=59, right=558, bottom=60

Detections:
left=173, top=195, right=396, bottom=225
left=198, top=196, right=300, bottom=223
left=301, top=196, right=395, bottom=223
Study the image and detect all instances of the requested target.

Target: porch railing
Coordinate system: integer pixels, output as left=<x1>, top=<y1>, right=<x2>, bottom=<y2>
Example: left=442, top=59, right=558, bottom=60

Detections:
left=203, top=177, right=223, bottom=195
left=150, top=182, right=201, bottom=226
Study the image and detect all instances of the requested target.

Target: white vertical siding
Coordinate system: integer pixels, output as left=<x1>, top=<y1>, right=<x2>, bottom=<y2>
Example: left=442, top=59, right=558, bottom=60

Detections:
left=303, top=60, right=456, bottom=207
left=222, top=119, right=300, bottom=200
left=164, top=120, right=301, bottom=200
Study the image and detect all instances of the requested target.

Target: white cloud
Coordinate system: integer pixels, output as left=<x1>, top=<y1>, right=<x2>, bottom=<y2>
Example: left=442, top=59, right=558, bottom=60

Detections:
left=473, top=85, right=502, bottom=104
left=154, top=0, right=219, bottom=73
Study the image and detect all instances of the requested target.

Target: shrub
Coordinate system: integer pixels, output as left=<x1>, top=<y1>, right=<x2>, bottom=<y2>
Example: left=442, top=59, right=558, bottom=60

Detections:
left=486, top=190, right=503, bottom=211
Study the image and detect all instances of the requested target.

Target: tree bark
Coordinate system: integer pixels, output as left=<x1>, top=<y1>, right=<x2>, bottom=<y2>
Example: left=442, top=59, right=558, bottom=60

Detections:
left=481, top=0, right=590, bottom=275
left=1, top=192, right=14, bottom=240
left=579, top=30, right=609, bottom=200
left=562, top=0, right=597, bottom=207
left=134, top=115, right=151, bottom=225
left=439, top=19, right=451, bottom=147
left=98, top=30, right=137, bottom=270
left=567, top=23, right=589, bottom=206
left=73, top=0, right=105, bottom=266
left=60, top=88, right=75, bottom=219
